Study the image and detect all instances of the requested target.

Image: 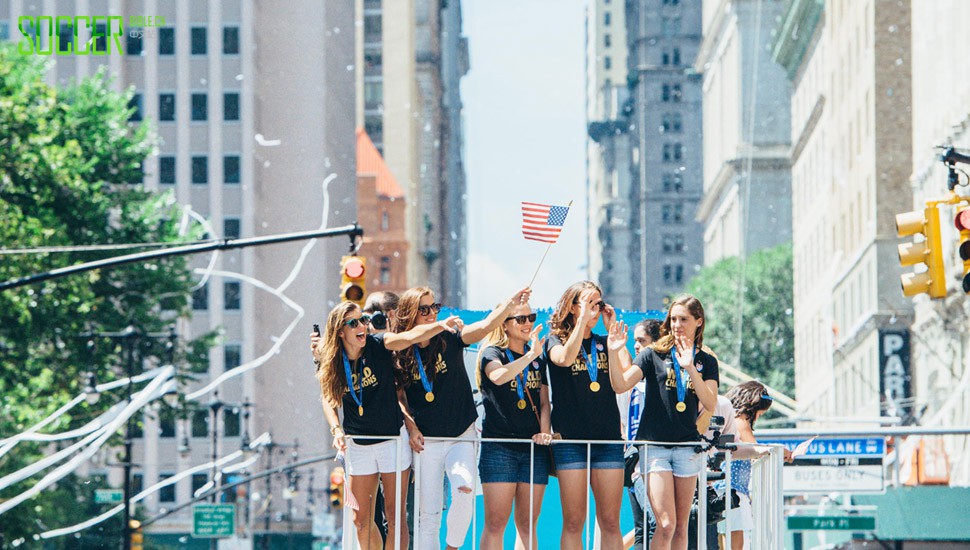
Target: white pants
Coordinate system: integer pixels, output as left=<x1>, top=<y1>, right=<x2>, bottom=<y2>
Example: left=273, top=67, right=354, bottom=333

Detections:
left=416, top=424, right=477, bottom=549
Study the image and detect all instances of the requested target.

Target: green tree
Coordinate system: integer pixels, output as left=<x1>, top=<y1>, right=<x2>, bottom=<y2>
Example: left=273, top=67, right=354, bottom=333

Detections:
left=685, top=242, right=795, bottom=395
left=0, top=43, right=209, bottom=546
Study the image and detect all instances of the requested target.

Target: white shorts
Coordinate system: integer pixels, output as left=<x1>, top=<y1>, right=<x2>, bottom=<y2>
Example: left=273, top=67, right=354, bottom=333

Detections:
left=346, top=426, right=412, bottom=476
left=717, top=492, right=754, bottom=533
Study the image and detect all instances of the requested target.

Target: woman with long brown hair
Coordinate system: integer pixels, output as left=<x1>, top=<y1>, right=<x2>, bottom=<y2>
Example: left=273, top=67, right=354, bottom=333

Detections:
left=608, top=294, right=719, bottom=550
left=545, top=281, right=631, bottom=550
left=395, top=286, right=531, bottom=550
left=476, top=301, right=552, bottom=550
left=314, top=299, right=467, bottom=549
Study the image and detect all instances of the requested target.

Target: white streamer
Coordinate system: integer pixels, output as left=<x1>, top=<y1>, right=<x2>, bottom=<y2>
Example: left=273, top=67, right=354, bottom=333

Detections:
left=276, top=174, right=336, bottom=293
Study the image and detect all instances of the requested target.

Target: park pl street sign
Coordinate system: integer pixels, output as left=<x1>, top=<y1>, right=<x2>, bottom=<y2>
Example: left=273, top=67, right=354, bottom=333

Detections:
left=192, top=504, right=235, bottom=538
left=94, top=489, right=123, bottom=504
left=788, top=515, right=876, bottom=531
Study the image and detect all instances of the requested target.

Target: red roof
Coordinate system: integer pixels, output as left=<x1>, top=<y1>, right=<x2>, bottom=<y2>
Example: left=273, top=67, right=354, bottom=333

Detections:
left=356, top=128, right=404, bottom=199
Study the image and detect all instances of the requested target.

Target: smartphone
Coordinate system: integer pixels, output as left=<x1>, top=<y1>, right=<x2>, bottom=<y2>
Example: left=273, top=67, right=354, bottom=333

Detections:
left=313, top=324, right=321, bottom=336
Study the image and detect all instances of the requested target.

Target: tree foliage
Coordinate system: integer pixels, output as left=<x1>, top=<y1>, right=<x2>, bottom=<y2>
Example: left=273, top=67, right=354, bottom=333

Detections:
left=685, top=242, right=795, bottom=396
left=0, top=43, right=209, bottom=546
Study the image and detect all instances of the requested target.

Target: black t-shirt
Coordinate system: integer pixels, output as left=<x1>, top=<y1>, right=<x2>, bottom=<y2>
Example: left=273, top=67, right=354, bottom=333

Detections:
left=340, top=333, right=404, bottom=445
left=544, top=333, right=621, bottom=441
left=479, top=345, right=548, bottom=440
left=403, top=330, right=478, bottom=437
left=634, top=347, right=719, bottom=443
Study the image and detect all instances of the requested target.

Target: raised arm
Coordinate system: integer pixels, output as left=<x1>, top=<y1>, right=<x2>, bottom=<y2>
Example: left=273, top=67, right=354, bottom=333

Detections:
left=382, top=315, right=461, bottom=351
left=548, top=289, right=596, bottom=366
left=484, top=327, right=543, bottom=385
left=607, top=320, right=644, bottom=393
left=460, top=287, right=531, bottom=344
left=678, top=338, right=718, bottom=413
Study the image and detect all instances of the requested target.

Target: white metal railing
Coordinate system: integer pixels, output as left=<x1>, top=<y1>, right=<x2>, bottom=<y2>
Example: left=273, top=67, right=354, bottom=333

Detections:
left=338, top=435, right=785, bottom=550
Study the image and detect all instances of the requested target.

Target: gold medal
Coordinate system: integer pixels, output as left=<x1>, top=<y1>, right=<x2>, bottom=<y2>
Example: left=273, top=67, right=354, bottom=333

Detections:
left=425, top=392, right=435, bottom=403
left=590, top=381, right=601, bottom=392
left=517, top=399, right=527, bottom=410
left=675, top=401, right=687, bottom=413
left=358, top=405, right=364, bottom=416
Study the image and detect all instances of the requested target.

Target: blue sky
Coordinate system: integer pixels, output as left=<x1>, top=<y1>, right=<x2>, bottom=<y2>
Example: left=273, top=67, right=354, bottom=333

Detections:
left=462, top=0, right=588, bottom=310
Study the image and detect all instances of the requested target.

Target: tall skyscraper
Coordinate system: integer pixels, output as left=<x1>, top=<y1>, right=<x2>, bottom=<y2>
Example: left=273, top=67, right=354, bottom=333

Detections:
left=1, top=0, right=357, bottom=541
left=695, top=0, right=792, bottom=264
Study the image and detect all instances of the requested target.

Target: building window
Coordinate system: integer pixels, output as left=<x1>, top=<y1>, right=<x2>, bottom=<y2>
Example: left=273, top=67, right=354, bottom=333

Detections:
left=57, top=23, right=73, bottom=53
left=224, top=409, right=240, bottom=437
left=662, top=172, right=683, bottom=192
left=128, top=94, right=143, bottom=122
left=191, top=410, right=208, bottom=437
left=662, top=0, right=680, bottom=5
left=159, top=27, right=175, bottom=55
left=380, top=256, right=392, bottom=285
left=224, top=282, right=241, bottom=310
left=381, top=211, right=389, bottom=231
left=159, top=156, right=176, bottom=185
left=159, top=474, right=175, bottom=502
left=127, top=29, right=143, bottom=55
left=159, top=407, right=176, bottom=438
left=604, top=56, right=612, bottom=70
left=190, top=27, right=207, bottom=55
left=224, top=155, right=240, bottom=184
left=159, top=93, right=175, bottom=121
left=662, top=112, right=683, bottom=133
left=662, top=203, right=684, bottom=223
left=223, top=27, right=239, bottom=54
left=662, top=143, right=684, bottom=162
left=604, top=34, right=611, bottom=47
left=663, top=265, right=684, bottom=284
left=191, top=156, right=208, bottom=184
left=364, top=14, right=382, bottom=43
left=224, top=218, right=240, bottom=239
left=604, top=12, right=611, bottom=26
left=92, top=23, right=108, bottom=53
left=662, top=48, right=681, bottom=66
left=364, top=51, right=382, bottom=71
left=192, top=284, right=208, bottom=310
left=364, top=115, right=383, bottom=145
left=224, top=93, right=240, bottom=121
left=191, top=93, right=207, bottom=121
left=224, top=344, right=242, bottom=371
left=191, top=473, right=208, bottom=495
left=0, top=21, right=10, bottom=41
left=364, top=81, right=383, bottom=109
left=662, top=84, right=682, bottom=103
left=662, top=234, right=685, bottom=253
left=132, top=473, right=144, bottom=495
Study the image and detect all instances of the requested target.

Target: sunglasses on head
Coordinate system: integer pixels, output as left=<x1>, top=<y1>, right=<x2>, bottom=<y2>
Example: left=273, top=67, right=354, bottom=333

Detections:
left=417, top=303, right=442, bottom=316
left=506, top=313, right=537, bottom=324
left=343, top=316, right=371, bottom=329
left=574, top=299, right=606, bottom=309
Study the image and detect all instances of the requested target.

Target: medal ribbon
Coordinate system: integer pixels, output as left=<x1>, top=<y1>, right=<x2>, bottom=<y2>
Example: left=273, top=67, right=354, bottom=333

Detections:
left=413, top=345, right=434, bottom=396
left=579, top=339, right=598, bottom=386
left=504, top=345, right=532, bottom=406
left=670, top=343, right=697, bottom=406
left=342, top=351, right=364, bottom=413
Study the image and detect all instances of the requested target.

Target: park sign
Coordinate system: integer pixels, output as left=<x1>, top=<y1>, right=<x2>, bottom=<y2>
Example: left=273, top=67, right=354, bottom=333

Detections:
left=760, top=437, right=886, bottom=494
left=94, top=489, right=123, bottom=504
left=192, top=504, right=235, bottom=538
left=787, top=515, right=876, bottom=531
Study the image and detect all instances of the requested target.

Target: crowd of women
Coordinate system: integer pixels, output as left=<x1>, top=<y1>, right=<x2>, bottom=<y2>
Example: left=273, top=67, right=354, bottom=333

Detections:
left=310, top=281, right=787, bottom=550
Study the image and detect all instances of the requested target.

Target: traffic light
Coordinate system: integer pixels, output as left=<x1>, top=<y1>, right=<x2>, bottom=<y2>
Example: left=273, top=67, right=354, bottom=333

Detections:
left=340, top=255, right=366, bottom=306
left=955, top=206, right=970, bottom=293
left=896, top=205, right=947, bottom=298
left=329, top=466, right=345, bottom=509
left=129, top=520, right=143, bottom=550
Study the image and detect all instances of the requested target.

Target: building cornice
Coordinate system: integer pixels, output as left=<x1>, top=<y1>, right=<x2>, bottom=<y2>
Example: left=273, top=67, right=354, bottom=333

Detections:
left=694, top=0, right=732, bottom=73
left=696, top=149, right=792, bottom=222
left=790, top=94, right=825, bottom=165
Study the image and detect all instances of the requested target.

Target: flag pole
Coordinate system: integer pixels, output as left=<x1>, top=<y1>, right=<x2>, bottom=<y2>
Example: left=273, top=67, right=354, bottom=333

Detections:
left=527, top=200, right=572, bottom=288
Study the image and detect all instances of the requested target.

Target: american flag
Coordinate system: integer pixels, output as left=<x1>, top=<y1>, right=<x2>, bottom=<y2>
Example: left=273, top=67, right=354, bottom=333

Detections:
left=521, top=202, right=570, bottom=243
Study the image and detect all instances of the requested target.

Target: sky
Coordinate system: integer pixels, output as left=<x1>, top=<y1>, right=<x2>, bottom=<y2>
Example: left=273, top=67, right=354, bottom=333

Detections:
left=461, top=0, right=588, bottom=310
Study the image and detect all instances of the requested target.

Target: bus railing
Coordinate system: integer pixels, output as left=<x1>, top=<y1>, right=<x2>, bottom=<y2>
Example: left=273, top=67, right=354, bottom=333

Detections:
left=338, top=435, right=785, bottom=550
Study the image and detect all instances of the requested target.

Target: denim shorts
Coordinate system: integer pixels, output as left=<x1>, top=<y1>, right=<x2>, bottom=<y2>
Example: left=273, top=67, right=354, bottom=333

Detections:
left=479, top=441, right=550, bottom=485
left=642, top=445, right=703, bottom=477
left=552, top=442, right=625, bottom=471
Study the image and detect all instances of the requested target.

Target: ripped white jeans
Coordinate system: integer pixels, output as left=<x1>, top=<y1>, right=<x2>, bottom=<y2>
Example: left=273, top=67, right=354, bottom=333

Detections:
left=416, top=424, right=477, bottom=549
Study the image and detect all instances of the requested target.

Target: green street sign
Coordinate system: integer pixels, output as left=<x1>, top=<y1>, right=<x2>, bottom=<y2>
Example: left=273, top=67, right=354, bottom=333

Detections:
left=787, top=516, right=876, bottom=531
left=192, top=504, right=235, bottom=538
left=94, top=489, right=124, bottom=504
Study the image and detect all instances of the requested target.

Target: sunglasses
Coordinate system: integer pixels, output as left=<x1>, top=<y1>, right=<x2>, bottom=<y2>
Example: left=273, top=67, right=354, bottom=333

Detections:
left=573, top=299, right=606, bottom=310
left=417, top=303, right=442, bottom=316
left=506, top=313, right=537, bottom=324
left=343, top=316, right=372, bottom=329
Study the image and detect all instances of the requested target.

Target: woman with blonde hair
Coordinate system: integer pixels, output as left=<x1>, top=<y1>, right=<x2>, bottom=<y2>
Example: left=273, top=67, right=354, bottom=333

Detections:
left=545, top=281, right=631, bottom=550
left=395, top=286, right=532, bottom=550
left=476, top=301, right=552, bottom=549
left=314, top=297, right=473, bottom=549
left=608, top=293, right=719, bottom=550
